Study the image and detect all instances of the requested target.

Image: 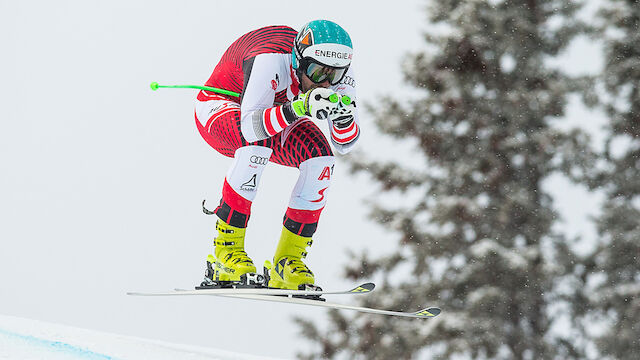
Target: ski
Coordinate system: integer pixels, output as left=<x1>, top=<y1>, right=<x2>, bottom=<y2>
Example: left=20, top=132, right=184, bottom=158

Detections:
left=128, top=283, right=440, bottom=319
left=127, top=282, right=375, bottom=298
left=214, top=293, right=440, bottom=319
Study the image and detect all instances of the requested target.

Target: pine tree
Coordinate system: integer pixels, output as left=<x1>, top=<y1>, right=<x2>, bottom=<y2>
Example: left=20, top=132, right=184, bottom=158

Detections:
left=575, top=1, right=640, bottom=358
left=297, top=1, right=594, bottom=359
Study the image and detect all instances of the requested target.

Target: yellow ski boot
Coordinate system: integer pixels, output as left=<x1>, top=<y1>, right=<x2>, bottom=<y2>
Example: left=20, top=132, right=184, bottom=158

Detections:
left=204, top=219, right=257, bottom=284
left=266, top=226, right=317, bottom=290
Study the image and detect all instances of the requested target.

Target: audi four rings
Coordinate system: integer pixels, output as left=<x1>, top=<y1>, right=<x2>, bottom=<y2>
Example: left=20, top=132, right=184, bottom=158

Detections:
left=250, top=155, right=269, bottom=165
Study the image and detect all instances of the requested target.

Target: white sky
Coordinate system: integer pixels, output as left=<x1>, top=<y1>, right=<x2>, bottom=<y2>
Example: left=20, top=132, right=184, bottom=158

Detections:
left=0, top=1, right=606, bottom=359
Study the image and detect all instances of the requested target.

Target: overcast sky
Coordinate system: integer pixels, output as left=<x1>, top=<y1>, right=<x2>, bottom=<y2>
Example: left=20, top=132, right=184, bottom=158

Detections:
left=1, top=1, right=605, bottom=359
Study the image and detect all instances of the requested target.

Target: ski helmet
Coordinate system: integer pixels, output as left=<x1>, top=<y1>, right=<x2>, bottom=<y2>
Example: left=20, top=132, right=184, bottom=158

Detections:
left=292, top=20, right=353, bottom=85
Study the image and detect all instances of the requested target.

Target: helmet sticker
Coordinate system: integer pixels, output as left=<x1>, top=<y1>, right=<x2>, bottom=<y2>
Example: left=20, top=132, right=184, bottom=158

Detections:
left=297, top=26, right=314, bottom=53
left=300, top=31, right=313, bottom=46
left=301, top=43, right=353, bottom=68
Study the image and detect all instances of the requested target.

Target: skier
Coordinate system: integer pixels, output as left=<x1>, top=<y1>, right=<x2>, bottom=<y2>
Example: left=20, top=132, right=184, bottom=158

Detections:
left=194, top=20, right=359, bottom=290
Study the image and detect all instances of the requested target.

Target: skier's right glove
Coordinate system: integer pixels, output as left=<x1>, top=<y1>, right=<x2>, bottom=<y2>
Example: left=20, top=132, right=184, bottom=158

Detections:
left=330, top=94, right=356, bottom=129
left=288, top=88, right=340, bottom=121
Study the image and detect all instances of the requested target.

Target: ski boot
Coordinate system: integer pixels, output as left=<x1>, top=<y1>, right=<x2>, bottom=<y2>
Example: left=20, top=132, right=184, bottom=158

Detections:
left=264, top=226, right=323, bottom=298
left=199, top=219, right=264, bottom=288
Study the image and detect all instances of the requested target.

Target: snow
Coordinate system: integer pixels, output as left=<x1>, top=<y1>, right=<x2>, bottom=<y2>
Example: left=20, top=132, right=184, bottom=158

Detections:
left=500, top=53, right=517, bottom=73
left=469, top=238, right=529, bottom=270
left=614, top=283, right=640, bottom=297
left=467, top=286, right=502, bottom=307
left=609, top=134, right=637, bottom=160
left=0, top=314, right=282, bottom=360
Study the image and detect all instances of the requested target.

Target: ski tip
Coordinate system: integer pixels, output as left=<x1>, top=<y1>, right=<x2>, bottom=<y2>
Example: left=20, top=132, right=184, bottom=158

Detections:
left=413, top=307, right=441, bottom=318
left=349, top=282, right=375, bottom=293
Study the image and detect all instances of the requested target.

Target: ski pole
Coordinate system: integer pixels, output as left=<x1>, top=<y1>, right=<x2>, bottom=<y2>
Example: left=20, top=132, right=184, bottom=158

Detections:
left=149, top=81, right=240, bottom=98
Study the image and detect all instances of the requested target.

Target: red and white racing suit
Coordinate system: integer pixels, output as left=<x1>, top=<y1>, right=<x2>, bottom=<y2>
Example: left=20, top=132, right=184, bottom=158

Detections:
left=194, top=25, right=360, bottom=237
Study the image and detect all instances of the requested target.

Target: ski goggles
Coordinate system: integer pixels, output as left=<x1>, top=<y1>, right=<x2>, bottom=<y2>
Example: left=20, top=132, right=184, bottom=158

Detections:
left=303, top=60, right=349, bottom=86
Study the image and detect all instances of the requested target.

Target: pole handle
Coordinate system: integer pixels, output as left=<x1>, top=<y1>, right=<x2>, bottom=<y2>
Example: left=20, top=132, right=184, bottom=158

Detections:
left=149, top=82, right=240, bottom=98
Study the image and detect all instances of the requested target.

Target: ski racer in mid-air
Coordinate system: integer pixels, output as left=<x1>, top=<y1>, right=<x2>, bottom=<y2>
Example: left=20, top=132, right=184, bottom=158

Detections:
left=194, top=20, right=359, bottom=290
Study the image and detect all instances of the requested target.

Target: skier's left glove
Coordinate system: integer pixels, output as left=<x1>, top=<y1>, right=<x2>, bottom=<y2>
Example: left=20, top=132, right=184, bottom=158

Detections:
left=330, top=95, right=356, bottom=129
left=286, top=88, right=340, bottom=121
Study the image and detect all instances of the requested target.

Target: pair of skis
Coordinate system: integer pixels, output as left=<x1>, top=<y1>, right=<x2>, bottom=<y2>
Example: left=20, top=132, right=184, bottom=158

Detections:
left=128, top=283, right=441, bottom=319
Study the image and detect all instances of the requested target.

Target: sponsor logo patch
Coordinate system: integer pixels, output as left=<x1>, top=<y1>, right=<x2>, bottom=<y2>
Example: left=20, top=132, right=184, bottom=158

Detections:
left=311, top=187, right=329, bottom=203
left=240, top=174, right=257, bottom=191
left=250, top=155, right=269, bottom=165
left=340, top=75, right=355, bottom=87
left=314, top=49, right=352, bottom=60
left=318, top=165, right=333, bottom=180
left=271, top=74, right=280, bottom=90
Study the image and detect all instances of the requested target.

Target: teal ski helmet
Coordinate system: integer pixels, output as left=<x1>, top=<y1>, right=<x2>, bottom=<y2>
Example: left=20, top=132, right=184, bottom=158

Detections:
left=292, top=20, right=353, bottom=85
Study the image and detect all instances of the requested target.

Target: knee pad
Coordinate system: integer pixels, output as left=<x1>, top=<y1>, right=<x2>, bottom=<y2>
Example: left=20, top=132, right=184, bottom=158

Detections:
left=288, top=156, right=336, bottom=211
left=225, top=146, right=273, bottom=202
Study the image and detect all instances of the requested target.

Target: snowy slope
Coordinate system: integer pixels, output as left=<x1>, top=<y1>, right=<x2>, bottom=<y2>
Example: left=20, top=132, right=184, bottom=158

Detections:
left=0, top=314, right=284, bottom=360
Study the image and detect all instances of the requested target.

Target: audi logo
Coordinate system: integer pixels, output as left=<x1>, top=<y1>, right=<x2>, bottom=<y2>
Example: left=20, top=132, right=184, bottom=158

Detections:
left=341, top=76, right=355, bottom=87
left=250, top=155, right=269, bottom=165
